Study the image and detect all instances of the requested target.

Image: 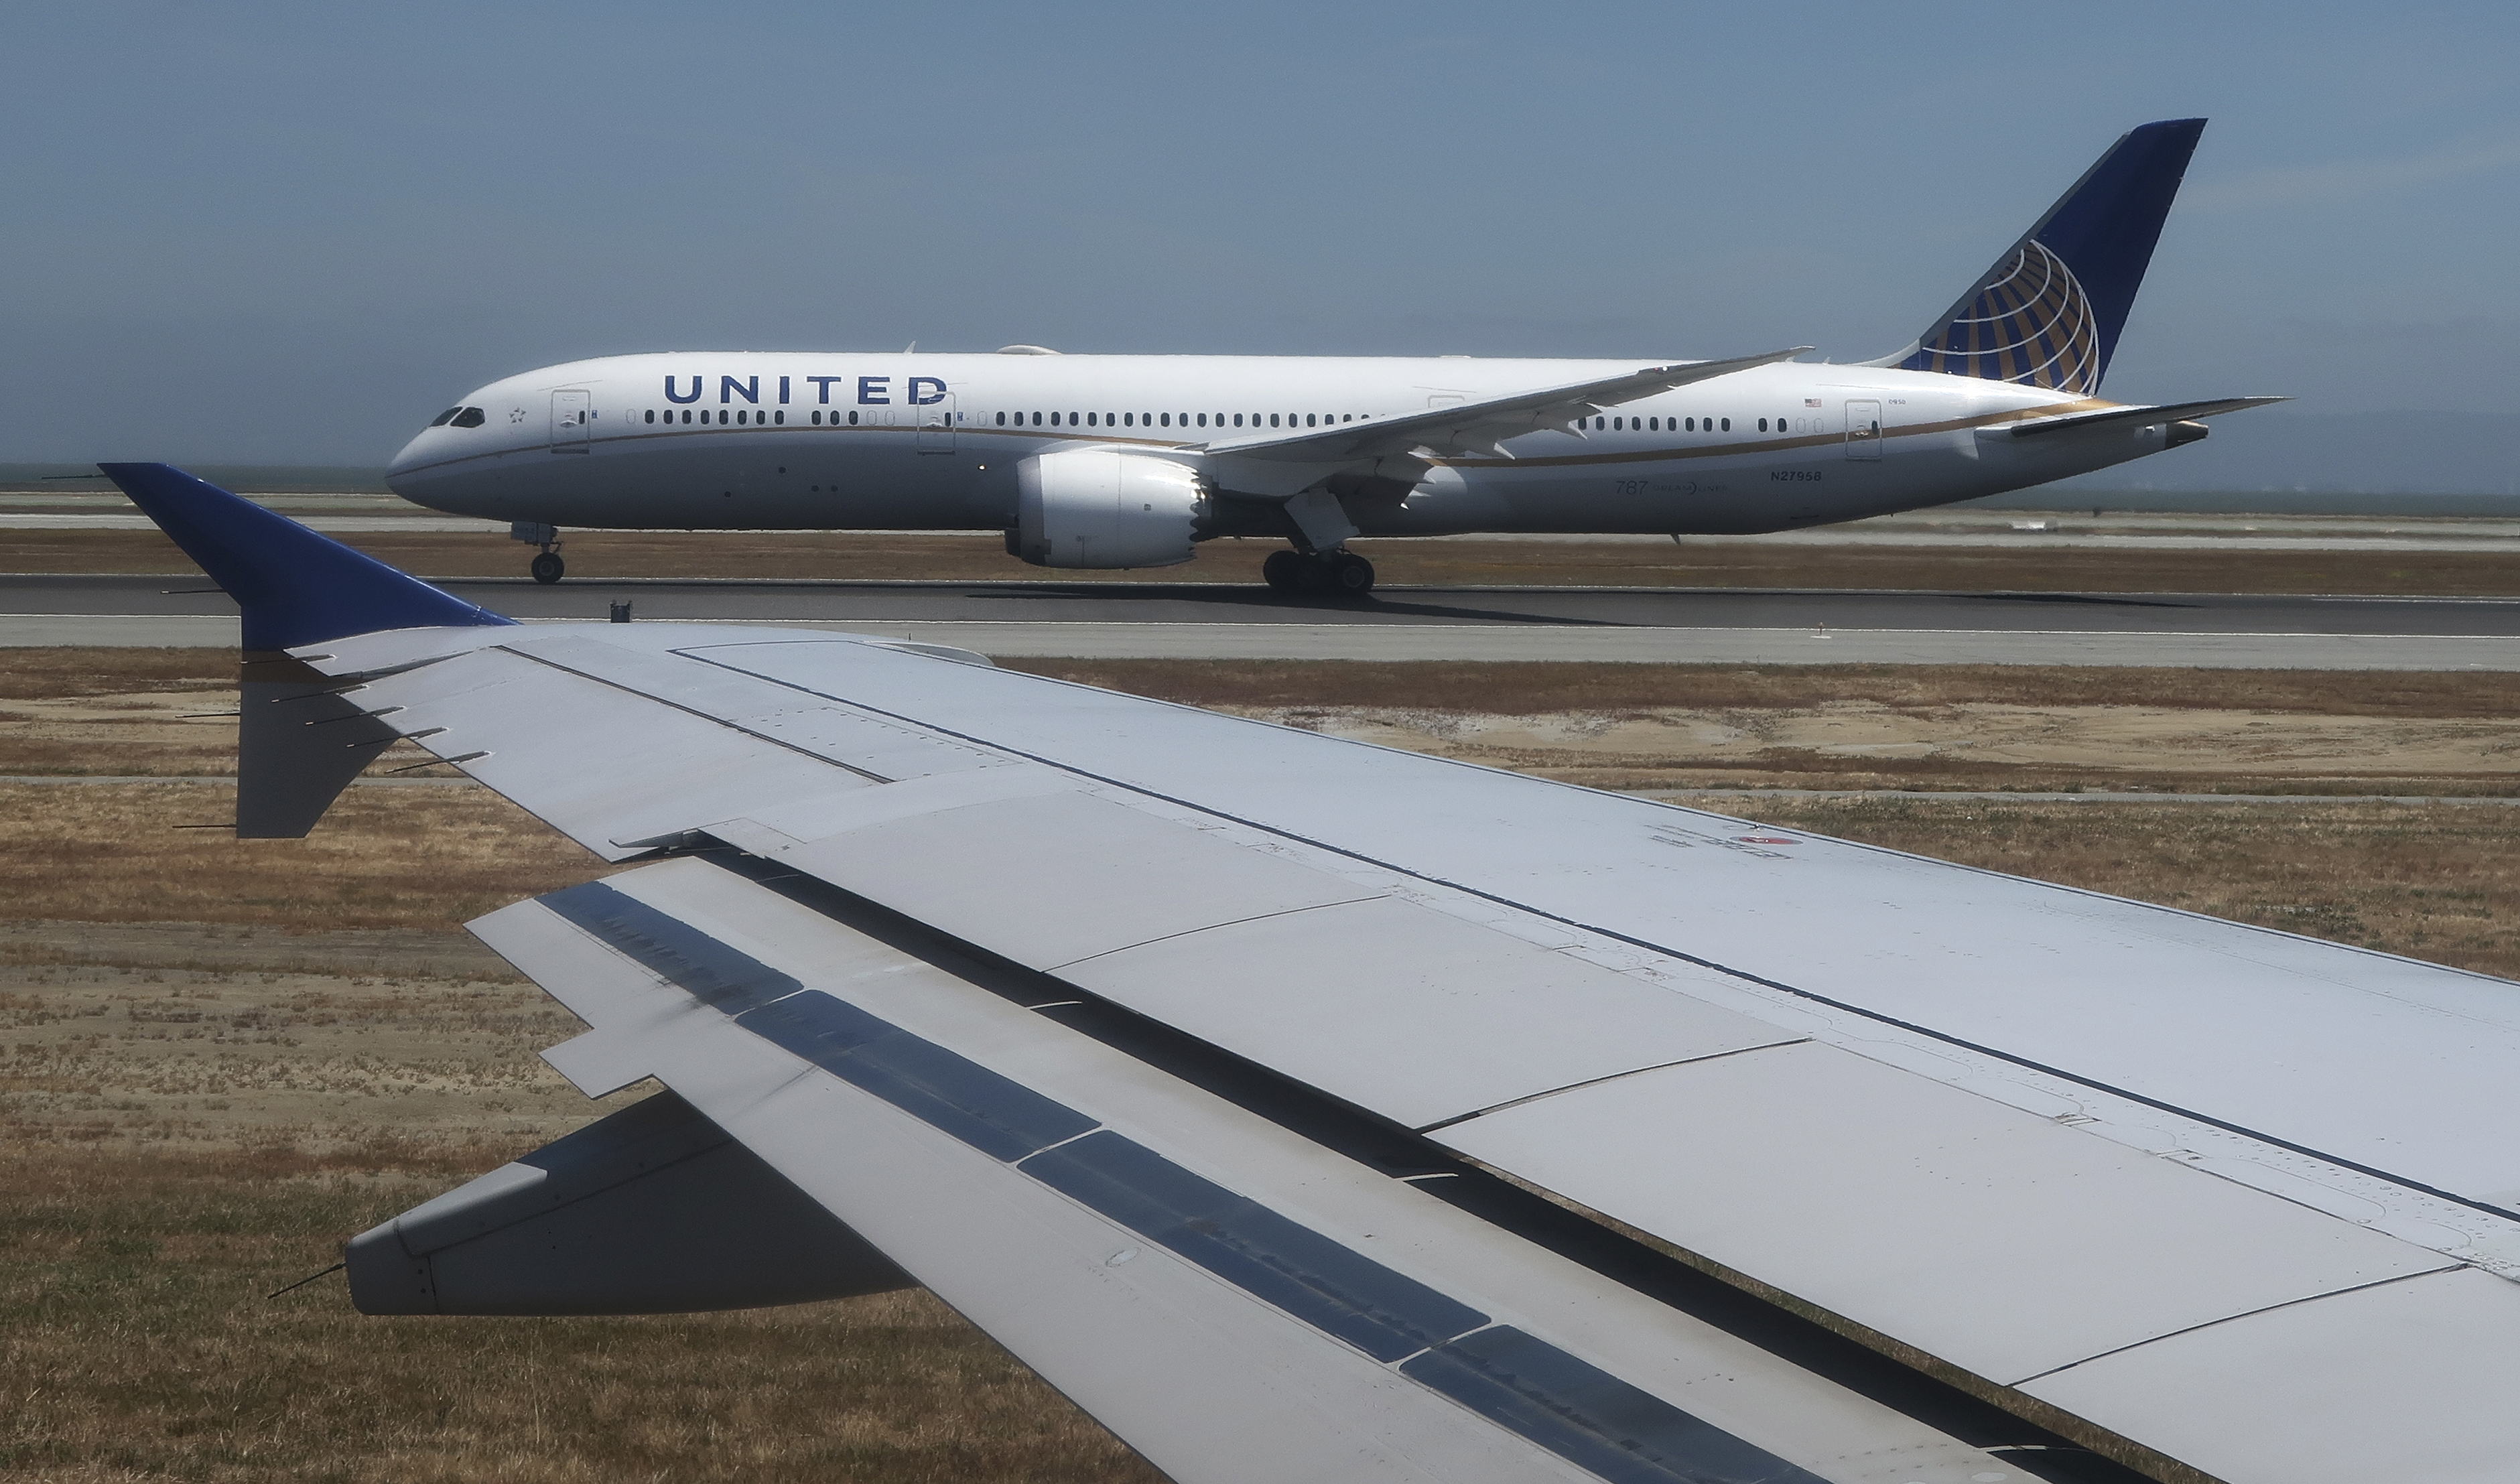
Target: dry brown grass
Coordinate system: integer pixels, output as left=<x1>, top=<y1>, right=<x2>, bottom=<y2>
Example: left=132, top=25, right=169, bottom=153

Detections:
left=0, top=1146, right=1156, bottom=1484
left=1005, top=658, right=2520, bottom=719
left=0, top=783, right=606, bottom=929
left=15, top=525, right=2520, bottom=594
left=1010, top=659, right=2520, bottom=797
left=0, top=648, right=236, bottom=701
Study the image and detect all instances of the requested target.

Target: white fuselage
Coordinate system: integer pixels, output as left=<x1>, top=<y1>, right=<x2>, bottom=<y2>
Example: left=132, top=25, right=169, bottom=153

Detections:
left=387, top=352, right=2170, bottom=541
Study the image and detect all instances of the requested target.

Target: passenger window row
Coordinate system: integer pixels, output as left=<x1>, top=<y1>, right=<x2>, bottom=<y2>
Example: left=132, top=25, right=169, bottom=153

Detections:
left=643, top=408, right=797, bottom=425
left=988, top=411, right=1367, bottom=430
left=1586, top=413, right=1808, bottom=434
left=622, top=403, right=1820, bottom=439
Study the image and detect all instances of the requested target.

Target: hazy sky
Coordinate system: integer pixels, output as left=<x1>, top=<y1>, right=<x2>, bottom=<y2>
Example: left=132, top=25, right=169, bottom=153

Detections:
left=5, top=1, right=2515, bottom=464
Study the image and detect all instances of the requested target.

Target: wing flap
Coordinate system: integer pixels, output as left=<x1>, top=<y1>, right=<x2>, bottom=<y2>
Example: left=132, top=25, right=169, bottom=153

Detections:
left=468, top=856, right=2036, bottom=1484
left=1435, top=1040, right=2454, bottom=1386
left=2019, top=1265, right=2520, bottom=1484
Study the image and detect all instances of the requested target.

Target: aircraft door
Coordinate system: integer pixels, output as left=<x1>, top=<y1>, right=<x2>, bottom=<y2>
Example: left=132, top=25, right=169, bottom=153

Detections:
left=917, top=394, right=955, bottom=454
left=551, top=389, right=592, bottom=453
left=1843, top=399, right=1883, bottom=460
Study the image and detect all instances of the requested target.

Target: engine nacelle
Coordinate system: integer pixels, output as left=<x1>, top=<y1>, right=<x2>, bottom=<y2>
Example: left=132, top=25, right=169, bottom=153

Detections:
left=1014, top=449, right=1203, bottom=568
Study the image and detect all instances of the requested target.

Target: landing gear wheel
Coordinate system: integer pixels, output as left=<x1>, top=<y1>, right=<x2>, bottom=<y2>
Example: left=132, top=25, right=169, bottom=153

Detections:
left=530, top=551, right=566, bottom=584
left=1261, top=549, right=1305, bottom=592
left=1329, top=553, right=1376, bottom=596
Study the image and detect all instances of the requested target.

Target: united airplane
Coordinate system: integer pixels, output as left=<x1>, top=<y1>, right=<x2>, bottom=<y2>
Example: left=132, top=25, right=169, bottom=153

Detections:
left=388, top=119, right=2277, bottom=592
left=100, top=457, right=2520, bottom=1484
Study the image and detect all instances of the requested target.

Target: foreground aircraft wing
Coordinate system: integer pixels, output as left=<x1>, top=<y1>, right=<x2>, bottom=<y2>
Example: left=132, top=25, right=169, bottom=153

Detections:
left=108, top=461, right=2520, bottom=1484
left=1206, top=347, right=1811, bottom=462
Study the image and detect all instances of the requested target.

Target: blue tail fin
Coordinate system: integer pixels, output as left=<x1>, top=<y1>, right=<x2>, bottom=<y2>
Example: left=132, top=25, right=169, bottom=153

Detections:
left=1892, top=118, right=2206, bottom=395
left=99, top=462, right=513, bottom=651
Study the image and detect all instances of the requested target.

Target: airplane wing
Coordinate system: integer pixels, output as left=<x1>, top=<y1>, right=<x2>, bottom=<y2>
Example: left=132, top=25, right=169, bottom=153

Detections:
left=1203, top=348, right=1811, bottom=462
left=107, top=460, right=2520, bottom=1484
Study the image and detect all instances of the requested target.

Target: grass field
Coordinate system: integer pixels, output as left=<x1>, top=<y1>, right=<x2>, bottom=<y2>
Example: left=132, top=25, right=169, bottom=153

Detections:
left=5, top=648, right=2517, bottom=1479
left=13, top=523, right=2520, bottom=594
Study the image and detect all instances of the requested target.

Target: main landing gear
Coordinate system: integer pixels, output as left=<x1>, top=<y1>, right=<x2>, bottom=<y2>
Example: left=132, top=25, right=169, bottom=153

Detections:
left=1262, top=548, right=1376, bottom=596
left=512, top=521, right=565, bottom=584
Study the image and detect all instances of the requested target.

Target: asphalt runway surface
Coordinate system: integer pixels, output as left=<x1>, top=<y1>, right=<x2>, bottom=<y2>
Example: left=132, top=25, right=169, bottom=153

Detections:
left=9, top=574, right=2520, bottom=668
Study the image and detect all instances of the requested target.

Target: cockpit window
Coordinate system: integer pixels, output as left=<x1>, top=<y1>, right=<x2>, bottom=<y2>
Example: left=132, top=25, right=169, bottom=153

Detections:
left=449, top=407, right=486, bottom=428
left=427, top=407, right=462, bottom=427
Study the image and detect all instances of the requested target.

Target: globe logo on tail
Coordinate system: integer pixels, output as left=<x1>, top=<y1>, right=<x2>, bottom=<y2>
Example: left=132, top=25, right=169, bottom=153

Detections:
left=1900, top=240, right=2099, bottom=394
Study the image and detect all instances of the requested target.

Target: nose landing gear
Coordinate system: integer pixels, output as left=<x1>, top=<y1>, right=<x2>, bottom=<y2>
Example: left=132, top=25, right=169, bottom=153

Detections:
left=511, top=521, right=565, bottom=584
left=1261, top=548, right=1376, bottom=596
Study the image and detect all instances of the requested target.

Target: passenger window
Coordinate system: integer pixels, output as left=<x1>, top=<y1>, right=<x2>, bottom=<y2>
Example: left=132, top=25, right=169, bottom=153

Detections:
left=1684, top=417, right=1695, bottom=431
left=1758, top=417, right=1768, bottom=431
left=1234, top=414, right=1244, bottom=427
left=1721, top=418, right=1731, bottom=431
left=848, top=411, right=859, bottom=425
left=450, top=407, right=486, bottom=427
left=775, top=410, right=785, bottom=424
left=643, top=409, right=655, bottom=424
left=1159, top=413, right=1171, bottom=427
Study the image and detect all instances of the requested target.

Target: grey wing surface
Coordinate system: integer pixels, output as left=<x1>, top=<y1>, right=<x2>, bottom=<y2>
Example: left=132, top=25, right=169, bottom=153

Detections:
left=286, top=618, right=2520, bottom=1484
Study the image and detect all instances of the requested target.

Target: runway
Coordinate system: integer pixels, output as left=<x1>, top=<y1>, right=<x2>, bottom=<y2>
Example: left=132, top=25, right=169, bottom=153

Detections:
left=17, top=498, right=2520, bottom=551
left=8, top=573, right=2520, bottom=667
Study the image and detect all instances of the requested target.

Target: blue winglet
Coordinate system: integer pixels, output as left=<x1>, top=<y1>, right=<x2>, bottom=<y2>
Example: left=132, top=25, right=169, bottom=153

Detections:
left=100, top=462, right=515, bottom=651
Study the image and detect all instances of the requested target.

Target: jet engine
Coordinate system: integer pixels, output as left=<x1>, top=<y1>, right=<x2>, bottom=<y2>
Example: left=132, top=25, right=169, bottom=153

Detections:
left=1013, top=449, right=1204, bottom=568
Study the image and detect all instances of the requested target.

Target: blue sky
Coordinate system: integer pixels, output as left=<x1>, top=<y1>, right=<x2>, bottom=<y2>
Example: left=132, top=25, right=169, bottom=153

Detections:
left=3, top=1, right=2515, bottom=465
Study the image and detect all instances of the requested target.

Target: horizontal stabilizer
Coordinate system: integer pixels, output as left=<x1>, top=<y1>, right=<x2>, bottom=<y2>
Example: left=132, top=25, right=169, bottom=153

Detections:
left=2002, top=395, right=2288, bottom=437
left=98, top=462, right=513, bottom=651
